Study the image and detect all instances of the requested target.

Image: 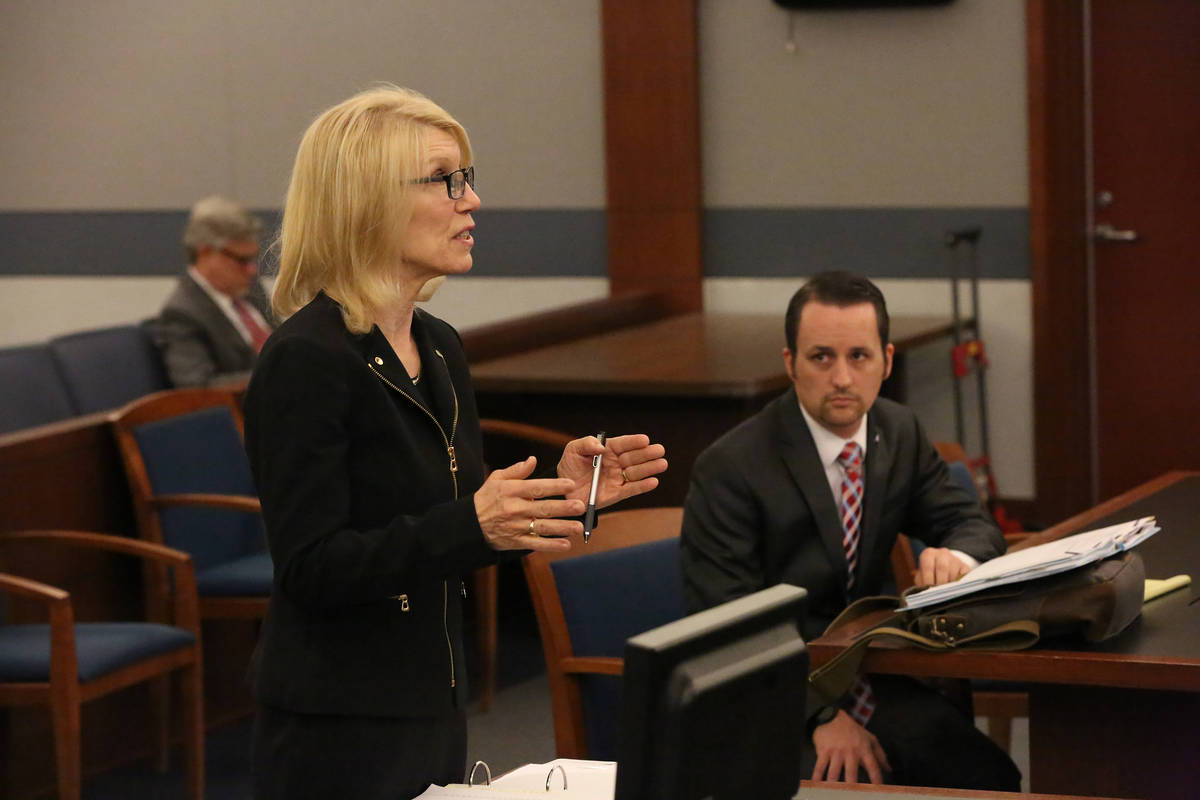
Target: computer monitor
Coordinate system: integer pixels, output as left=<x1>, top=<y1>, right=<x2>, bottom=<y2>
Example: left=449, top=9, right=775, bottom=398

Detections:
left=614, top=584, right=809, bottom=800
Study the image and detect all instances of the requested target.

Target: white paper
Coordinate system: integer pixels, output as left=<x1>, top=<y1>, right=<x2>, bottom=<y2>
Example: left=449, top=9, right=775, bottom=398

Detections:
left=901, top=516, right=1158, bottom=609
left=414, top=759, right=617, bottom=799
left=492, top=759, right=617, bottom=794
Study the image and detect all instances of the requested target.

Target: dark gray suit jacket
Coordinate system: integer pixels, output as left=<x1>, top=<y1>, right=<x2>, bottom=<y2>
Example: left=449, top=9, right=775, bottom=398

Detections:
left=680, top=390, right=1006, bottom=715
left=151, top=272, right=274, bottom=387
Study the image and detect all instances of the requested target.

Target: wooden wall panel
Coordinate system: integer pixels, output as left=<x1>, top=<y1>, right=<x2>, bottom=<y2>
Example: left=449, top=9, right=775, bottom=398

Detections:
left=601, top=0, right=704, bottom=311
left=1026, top=0, right=1093, bottom=523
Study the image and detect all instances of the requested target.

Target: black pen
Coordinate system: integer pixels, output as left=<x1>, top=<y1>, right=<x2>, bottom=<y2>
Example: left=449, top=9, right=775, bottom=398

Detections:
left=583, top=432, right=605, bottom=543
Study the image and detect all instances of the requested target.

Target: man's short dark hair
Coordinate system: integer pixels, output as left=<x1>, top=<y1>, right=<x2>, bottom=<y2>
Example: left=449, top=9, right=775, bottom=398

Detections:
left=784, top=271, right=890, bottom=351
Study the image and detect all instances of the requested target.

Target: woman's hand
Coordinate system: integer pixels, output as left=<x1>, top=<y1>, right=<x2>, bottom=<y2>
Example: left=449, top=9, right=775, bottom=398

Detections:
left=474, top=457, right=582, bottom=552
left=557, top=434, right=668, bottom=509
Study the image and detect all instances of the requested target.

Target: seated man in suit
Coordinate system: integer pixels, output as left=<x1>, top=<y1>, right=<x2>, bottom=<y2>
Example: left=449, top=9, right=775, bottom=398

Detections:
left=680, top=271, right=1020, bottom=790
left=151, top=195, right=275, bottom=387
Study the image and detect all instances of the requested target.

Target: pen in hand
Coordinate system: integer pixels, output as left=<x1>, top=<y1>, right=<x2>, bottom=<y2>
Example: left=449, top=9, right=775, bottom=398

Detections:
left=583, top=432, right=605, bottom=543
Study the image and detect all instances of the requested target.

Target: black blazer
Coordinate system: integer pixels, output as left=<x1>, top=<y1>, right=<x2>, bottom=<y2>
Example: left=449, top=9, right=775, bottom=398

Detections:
left=243, top=293, right=497, bottom=717
left=681, top=389, right=1005, bottom=644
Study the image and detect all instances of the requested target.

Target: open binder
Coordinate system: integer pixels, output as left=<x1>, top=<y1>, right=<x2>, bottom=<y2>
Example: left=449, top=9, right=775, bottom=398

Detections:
left=901, top=516, right=1159, bottom=609
left=415, top=759, right=617, bottom=799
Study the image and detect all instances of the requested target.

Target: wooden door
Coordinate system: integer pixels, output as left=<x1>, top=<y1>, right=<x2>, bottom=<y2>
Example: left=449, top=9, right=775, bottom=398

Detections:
left=1089, top=0, right=1200, bottom=499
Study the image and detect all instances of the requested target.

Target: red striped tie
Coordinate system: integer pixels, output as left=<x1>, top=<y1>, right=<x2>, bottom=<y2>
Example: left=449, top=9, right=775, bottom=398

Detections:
left=837, top=442, right=864, bottom=588
left=232, top=298, right=271, bottom=353
left=837, top=441, right=876, bottom=726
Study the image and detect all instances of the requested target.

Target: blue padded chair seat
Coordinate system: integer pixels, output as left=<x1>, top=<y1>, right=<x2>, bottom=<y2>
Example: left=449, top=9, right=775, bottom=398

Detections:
left=0, top=622, right=196, bottom=682
left=550, top=537, right=686, bottom=760
left=196, top=552, right=273, bottom=596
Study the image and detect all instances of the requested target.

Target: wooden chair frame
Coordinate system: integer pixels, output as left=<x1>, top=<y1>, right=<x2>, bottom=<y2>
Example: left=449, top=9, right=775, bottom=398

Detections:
left=473, top=418, right=574, bottom=712
left=522, top=506, right=683, bottom=758
left=0, top=530, right=204, bottom=800
left=111, top=388, right=267, bottom=620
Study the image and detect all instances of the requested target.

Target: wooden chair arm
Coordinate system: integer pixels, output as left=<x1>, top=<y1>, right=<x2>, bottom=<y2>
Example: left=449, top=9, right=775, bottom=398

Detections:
left=0, top=572, right=78, bottom=684
left=0, top=571, right=71, bottom=605
left=1005, top=531, right=1041, bottom=552
left=479, top=418, right=573, bottom=448
left=0, top=531, right=200, bottom=632
left=151, top=492, right=262, bottom=514
left=2, top=530, right=191, bottom=568
left=562, top=656, right=624, bottom=676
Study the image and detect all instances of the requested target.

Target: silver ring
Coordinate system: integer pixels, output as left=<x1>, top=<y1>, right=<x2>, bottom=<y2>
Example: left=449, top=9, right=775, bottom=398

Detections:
left=468, top=761, right=491, bottom=786
left=545, top=763, right=567, bottom=791
left=528, top=519, right=538, bottom=537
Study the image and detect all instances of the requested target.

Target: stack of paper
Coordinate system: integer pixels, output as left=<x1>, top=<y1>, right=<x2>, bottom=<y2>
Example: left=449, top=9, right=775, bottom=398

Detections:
left=415, top=759, right=617, bottom=799
left=901, top=516, right=1159, bottom=610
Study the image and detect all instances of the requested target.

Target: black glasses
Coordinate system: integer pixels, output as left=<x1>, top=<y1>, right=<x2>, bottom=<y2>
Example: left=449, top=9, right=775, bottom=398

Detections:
left=412, top=166, right=475, bottom=200
left=219, top=248, right=258, bottom=266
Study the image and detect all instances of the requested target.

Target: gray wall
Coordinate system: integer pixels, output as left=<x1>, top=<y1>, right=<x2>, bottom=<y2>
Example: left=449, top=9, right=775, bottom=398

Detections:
left=0, top=0, right=1032, bottom=496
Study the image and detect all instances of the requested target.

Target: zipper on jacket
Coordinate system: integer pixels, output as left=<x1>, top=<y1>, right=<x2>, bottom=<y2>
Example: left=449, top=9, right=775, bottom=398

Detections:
left=368, top=360, right=460, bottom=496
left=368, top=351, right=462, bottom=691
left=443, top=580, right=454, bottom=688
left=433, top=349, right=460, bottom=468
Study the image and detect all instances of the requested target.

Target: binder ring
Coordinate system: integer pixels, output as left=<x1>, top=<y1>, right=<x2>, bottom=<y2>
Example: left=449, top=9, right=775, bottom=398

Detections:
left=468, top=760, right=491, bottom=786
left=545, top=763, right=568, bottom=791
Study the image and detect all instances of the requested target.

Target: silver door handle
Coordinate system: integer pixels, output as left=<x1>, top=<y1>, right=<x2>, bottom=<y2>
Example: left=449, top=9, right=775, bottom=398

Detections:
left=1093, top=223, right=1139, bottom=242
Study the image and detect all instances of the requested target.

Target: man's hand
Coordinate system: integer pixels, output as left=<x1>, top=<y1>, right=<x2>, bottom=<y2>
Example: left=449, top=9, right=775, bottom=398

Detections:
left=916, top=546, right=971, bottom=587
left=811, top=710, right=891, bottom=784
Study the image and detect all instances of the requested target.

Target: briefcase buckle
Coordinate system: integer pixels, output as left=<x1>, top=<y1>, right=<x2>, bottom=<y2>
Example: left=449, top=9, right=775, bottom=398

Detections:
left=929, top=614, right=966, bottom=643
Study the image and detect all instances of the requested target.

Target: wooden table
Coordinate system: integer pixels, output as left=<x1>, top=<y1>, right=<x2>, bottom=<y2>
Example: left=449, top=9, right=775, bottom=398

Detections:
left=810, top=471, right=1200, bottom=800
left=470, top=312, right=969, bottom=507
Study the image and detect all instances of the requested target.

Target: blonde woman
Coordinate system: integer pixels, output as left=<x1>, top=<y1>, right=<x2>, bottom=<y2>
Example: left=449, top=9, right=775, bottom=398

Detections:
left=243, top=86, right=667, bottom=798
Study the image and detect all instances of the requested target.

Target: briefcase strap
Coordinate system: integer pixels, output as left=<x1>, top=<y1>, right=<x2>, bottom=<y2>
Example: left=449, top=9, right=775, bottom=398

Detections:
left=808, top=597, right=1040, bottom=703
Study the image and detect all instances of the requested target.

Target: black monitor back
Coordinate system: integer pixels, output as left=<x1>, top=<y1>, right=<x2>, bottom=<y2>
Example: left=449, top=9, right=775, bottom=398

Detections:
left=615, top=584, right=809, bottom=800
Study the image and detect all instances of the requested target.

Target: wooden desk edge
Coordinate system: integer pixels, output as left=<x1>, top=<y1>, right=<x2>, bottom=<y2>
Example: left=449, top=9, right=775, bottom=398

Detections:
left=472, top=374, right=793, bottom=398
left=807, top=635, right=1200, bottom=692
left=800, top=781, right=1130, bottom=800
left=1019, top=470, right=1198, bottom=548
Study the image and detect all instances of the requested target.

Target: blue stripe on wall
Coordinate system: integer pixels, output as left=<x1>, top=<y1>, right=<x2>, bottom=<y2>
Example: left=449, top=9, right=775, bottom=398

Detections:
left=0, top=210, right=280, bottom=277
left=475, top=210, right=608, bottom=277
left=0, top=207, right=1028, bottom=279
left=704, top=207, right=1030, bottom=280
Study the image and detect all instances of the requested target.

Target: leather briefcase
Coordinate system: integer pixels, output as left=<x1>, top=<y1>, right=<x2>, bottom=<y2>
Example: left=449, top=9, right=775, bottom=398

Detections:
left=809, top=551, right=1146, bottom=703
